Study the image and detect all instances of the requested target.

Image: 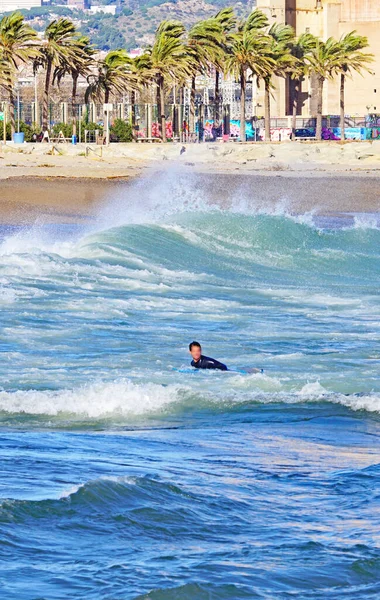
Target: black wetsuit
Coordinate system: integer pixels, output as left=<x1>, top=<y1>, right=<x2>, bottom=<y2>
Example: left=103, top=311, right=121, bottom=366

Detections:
left=191, top=355, right=228, bottom=371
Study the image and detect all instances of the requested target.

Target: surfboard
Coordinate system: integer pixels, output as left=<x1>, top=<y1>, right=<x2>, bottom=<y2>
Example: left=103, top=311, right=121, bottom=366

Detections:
left=174, top=367, right=264, bottom=374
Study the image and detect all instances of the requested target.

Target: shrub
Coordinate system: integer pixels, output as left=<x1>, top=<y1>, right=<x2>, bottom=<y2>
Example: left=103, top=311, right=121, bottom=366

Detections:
left=110, top=118, right=133, bottom=142
left=5, top=121, right=37, bottom=142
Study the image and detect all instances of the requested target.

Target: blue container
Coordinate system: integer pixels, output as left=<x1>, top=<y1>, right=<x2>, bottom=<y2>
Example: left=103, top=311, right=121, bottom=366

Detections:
left=72, top=135, right=77, bottom=145
left=13, top=132, right=24, bottom=144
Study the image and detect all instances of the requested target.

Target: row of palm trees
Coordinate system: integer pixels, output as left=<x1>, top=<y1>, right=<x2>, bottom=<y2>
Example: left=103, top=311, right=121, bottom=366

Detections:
left=0, top=8, right=374, bottom=141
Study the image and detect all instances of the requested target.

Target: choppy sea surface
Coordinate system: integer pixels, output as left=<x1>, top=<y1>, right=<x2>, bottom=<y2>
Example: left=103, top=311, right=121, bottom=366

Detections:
left=0, top=169, right=379, bottom=600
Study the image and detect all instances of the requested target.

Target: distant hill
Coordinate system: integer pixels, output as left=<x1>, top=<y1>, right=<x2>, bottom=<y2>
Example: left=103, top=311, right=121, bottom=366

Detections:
left=114, top=0, right=254, bottom=48
left=13, top=0, right=256, bottom=51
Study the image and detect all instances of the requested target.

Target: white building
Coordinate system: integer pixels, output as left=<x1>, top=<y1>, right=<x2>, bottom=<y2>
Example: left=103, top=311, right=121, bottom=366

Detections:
left=0, top=0, right=41, bottom=11
left=89, top=5, right=116, bottom=15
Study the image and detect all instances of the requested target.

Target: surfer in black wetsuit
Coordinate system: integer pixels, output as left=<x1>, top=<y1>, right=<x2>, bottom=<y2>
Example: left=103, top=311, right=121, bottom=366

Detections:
left=189, top=341, right=228, bottom=371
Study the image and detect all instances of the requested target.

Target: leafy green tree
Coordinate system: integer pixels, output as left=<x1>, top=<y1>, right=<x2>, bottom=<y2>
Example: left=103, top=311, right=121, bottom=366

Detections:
left=135, top=21, right=191, bottom=141
left=0, top=12, right=39, bottom=136
left=34, top=18, right=81, bottom=131
left=260, top=23, right=295, bottom=140
left=306, top=37, right=341, bottom=140
left=187, top=17, right=224, bottom=131
left=334, top=31, right=374, bottom=140
left=213, top=7, right=236, bottom=125
left=54, top=35, right=95, bottom=136
left=289, top=33, right=316, bottom=140
left=224, top=9, right=273, bottom=142
left=85, top=49, right=136, bottom=104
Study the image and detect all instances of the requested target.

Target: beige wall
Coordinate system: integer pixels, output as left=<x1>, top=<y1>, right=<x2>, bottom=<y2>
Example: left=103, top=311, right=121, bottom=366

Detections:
left=255, top=0, right=380, bottom=117
left=341, top=0, right=380, bottom=22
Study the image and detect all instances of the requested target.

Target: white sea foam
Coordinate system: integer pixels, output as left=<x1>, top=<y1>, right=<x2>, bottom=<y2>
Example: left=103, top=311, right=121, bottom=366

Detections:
left=352, top=213, right=380, bottom=230
left=0, top=378, right=379, bottom=419
left=0, top=380, right=184, bottom=418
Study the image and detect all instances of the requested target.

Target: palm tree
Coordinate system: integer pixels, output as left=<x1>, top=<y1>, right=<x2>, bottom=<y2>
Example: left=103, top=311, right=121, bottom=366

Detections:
left=224, top=9, right=272, bottom=142
left=333, top=31, right=374, bottom=140
left=135, top=21, right=191, bottom=141
left=54, top=35, right=95, bottom=136
left=34, top=18, right=82, bottom=131
left=85, top=49, right=136, bottom=103
left=0, top=13, right=39, bottom=136
left=212, top=8, right=236, bottom=126
left=306, top=37, right=341, bottom=140
left=289, top=33, right=317, bottom=140
left=187, top=17, right=224, bottom=133
left=260, top=23, right=295, bottom=141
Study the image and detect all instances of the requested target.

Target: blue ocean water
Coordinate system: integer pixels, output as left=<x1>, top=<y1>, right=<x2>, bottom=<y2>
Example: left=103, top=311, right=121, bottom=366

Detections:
left=0, top=170, right=379, bottom=600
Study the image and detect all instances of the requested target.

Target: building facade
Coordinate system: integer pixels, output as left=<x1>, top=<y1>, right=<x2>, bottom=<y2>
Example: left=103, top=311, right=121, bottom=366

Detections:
left=256, top=0, right=380, bottom=117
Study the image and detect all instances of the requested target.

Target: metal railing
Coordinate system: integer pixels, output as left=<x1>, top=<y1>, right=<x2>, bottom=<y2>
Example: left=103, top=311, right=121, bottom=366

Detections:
left=3, top=99, right=380, bottom=142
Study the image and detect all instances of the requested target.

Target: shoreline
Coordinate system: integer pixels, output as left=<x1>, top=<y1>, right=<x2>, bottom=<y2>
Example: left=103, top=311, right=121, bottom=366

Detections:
left=1, top=141, right=380, bottom=224
left=0, top=172, right=379, bottom=225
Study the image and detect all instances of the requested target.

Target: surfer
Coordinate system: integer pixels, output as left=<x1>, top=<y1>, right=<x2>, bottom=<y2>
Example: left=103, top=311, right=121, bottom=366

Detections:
left=189, top=341, right=228, bottom=371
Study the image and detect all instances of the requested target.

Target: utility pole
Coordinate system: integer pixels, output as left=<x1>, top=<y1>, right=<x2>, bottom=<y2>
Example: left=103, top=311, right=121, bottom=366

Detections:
left=35, top=72, right=39, bottom=127
left=2, top=103, right=7, bottom=145
left=17, top=84, right=20, bottom=133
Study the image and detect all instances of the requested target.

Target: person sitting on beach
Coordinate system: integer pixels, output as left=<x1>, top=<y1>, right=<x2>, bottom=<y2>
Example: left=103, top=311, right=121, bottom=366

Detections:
left=189, top=341, right=227, bottom=371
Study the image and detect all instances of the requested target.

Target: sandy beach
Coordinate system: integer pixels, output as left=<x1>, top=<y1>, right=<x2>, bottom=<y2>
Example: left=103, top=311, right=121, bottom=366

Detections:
left=1, top=140, right=380, bottom=223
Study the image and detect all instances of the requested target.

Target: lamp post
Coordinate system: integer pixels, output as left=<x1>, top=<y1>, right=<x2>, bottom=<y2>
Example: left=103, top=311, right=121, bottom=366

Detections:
left=15, top=82, right=20, bottom=134
left=1, top=102, right=6, bottom=145
left=34, top=71, right=39, bottom=127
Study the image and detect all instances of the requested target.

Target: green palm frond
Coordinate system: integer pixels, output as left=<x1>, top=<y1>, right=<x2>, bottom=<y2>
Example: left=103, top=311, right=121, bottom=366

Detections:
left=335, top=31, right=374, bottom=76
left=289, top=32, right=317, bottom=80
left=85, top=49, right=137, bottom=104
left=135, top=19, right=191, bottom=88
left=306, top=37, right=342, bottom=80
left=0, top=12, right=39, bottom=89
left=34, top=17, right=80, bottom=73
left=53, top=34, right=95, bottom=87
left=188, top=17, right=225, bottom=76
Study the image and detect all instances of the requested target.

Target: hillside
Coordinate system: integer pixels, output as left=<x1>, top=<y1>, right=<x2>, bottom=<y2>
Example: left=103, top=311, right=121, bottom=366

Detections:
left=10, top=0, right=255, bottom=51
left=118, top=0, right=253, bottom=47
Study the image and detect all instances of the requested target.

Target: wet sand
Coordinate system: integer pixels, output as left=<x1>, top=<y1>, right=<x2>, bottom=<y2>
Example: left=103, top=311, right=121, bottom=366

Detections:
left=0, top=173, right=379, bottom=224
left=0, top=177, right=127, bottom=224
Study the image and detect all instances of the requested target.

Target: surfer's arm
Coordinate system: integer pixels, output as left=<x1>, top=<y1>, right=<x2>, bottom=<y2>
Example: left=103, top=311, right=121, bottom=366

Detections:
left=203, top=357, right=228, bottom=371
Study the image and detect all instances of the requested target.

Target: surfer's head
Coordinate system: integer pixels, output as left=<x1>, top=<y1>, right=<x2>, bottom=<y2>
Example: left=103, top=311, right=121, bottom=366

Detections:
left=189, top=341, right=201, bottom=361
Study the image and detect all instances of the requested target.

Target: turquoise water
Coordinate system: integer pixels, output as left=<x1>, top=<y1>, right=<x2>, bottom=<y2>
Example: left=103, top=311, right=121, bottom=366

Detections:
left=0, top=170, right=379, bottom=599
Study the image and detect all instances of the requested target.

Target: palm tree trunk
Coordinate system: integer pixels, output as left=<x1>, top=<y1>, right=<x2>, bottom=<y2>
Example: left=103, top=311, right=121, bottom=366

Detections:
left=156, top=75, right=166, bottom=142
left=240, top=68, right=246, bottom=142
left=42, top=59, right=52, bottom=132
left=316, top=75, right=324, bottom=141
left=72, top=73, right=78, bottom=137
left=8, top=88, right=15, bottom=138
left=131, top=90, right=136, bottom=129
left=105, top=89, right=110, bottom=103
left=291, top=78, right=300, bottom=142
left=214, top=69, right=220, bottom=126
left=160, top=82, right=166, bottom=142
left=190, top=76, right=195, bottom=134
left=340, top=72, right=345, bottom=142
left=156, top=80, right=161, bottom=137
left=264, top=78, right=271, bottom=142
